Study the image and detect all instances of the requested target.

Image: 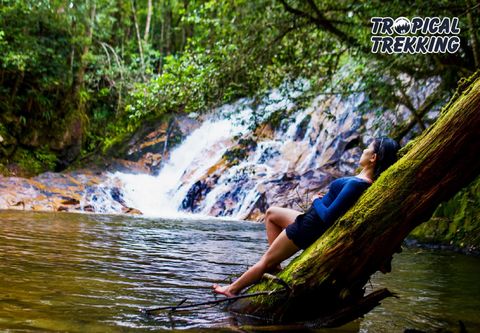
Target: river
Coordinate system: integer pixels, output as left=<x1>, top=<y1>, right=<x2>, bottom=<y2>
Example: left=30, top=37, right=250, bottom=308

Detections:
left=0, top=210, right=479, bottom=332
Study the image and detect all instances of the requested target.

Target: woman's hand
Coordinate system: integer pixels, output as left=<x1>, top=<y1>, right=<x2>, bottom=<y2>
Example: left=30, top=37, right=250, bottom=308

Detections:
left=317, top=189, right=327, bottom=199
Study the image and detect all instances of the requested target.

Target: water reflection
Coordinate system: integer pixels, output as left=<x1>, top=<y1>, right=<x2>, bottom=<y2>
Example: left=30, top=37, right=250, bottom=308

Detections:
left=0, top=210, right=479, bottom=332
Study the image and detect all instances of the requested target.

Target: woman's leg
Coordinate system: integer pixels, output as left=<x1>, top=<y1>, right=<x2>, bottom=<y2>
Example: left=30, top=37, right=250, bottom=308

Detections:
left=265, top=207, right=302, bottom=245
left=213, top=230, right=299, bottom=297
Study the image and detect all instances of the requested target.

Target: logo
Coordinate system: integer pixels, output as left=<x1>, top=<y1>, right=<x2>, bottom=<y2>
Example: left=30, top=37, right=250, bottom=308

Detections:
left=371, top=17, right=461, bottom=54
left=393, top=17, right=411, bottom=34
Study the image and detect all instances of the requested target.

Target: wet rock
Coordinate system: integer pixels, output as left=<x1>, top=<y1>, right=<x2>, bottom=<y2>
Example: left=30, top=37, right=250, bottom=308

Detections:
left=182, top=180, right=208, bottom=212
left=126, top=124, right=169, bottom=162
left=245, top=192, right=268, bottom=221
left=223, top=138, right=257, bottom=166
left=122, top=115, right=202, bottom=174
left=122, top=207, right=142, bottom=215
left=139, top=152, right=163, bottom=175
left=181, top=174, right=220, bottom=213
left=60, top=197, right=80, bottom=205
left=110, top=187, right=126, bottom=205
left=0, top=171, right=100, bottom=213
left=257, top=147, right=281, bottom=164
left=83, top=205, right=95, bottom=212
left=11, top=201, right=25, bottom=208
left=294, top=114, right=311, bottom=141
left=253, top=122, right=275, bottom=139
left=208, top=176, right=251, bottom=217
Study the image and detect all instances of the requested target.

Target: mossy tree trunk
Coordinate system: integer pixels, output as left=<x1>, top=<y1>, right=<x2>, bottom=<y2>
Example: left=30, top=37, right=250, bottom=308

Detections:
left=228, top=71, right=480, bottom=325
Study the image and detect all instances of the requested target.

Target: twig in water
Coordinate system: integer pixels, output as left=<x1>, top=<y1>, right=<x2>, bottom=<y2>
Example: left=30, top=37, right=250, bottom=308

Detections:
left=262, top=273, right=292, bottom=292
left=141, top=289, right=286, bottom=315
left=172, top=298, right=187, bottom=310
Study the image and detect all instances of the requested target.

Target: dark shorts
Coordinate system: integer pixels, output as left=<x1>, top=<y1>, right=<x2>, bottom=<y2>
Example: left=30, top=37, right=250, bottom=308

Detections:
left=285, top=206, right=328, bottom=250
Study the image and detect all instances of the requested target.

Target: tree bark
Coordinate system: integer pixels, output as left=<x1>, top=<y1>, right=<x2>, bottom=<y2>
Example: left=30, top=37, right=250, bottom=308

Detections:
left=164, top=3, right=172, bottom=56
left=228, top=71, right=480, bottom=325
left=144, top=0, right=153, bottom=42
left=131, top=0, right=145, bottom=78
left=466, top=0, right=480, bottom=68
left=157, top=0, right=165, bottom=73
left=72, top=2, right=96, bottom=104
left=390, top=83, right=446, bottom=143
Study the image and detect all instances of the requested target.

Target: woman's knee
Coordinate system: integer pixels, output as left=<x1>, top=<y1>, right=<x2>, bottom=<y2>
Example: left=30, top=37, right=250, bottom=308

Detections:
left=265, top=206, right=278, bottom=223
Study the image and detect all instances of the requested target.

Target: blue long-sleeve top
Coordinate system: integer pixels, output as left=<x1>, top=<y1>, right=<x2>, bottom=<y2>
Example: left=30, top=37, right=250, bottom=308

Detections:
left=312, top=176, right=371, bottom=226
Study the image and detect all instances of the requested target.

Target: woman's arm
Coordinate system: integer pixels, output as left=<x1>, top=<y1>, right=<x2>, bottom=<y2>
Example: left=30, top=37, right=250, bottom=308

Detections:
left=313, top=181, right=367, bottom=225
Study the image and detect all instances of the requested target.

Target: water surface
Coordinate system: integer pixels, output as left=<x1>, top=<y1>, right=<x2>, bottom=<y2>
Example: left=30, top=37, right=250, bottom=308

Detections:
left=0, top=210, right=479, bottom=332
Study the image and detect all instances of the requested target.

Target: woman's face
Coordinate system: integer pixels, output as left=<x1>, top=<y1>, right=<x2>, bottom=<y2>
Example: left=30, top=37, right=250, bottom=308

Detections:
left=359, top=141, right=376, bottom=167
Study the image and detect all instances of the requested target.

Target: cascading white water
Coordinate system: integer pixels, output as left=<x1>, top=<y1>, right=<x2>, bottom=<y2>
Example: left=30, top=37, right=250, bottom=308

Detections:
left=110, top=104, right=251, bottom=217
left=201, top=91, right=367, bottom=220
left=96, top=71, right=440, bottom=220
left=0, top=64, right=443, bottom=217
left=107, top=81, right=308, bottom=218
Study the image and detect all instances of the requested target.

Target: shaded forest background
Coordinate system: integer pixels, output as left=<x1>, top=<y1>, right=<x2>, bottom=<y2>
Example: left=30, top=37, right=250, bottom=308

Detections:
left=2, top=0, right=479, bottom=173
left=0, top=0, right=479, bottom=248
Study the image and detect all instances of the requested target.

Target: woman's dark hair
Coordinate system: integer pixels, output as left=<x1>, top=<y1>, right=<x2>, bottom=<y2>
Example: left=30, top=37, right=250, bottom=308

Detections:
left=372, top=137, right=400, bottom=180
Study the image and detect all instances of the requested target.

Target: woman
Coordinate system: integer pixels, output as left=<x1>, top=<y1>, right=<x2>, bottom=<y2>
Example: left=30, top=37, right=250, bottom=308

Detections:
left=213, top=137, right=400, bottom=297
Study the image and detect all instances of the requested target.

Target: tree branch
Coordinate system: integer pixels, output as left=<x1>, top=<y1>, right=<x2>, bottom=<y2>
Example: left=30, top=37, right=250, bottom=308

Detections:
left=390, top=83, right=446, bottom=142
left=142, top=288, right=287, bottom=314
left=278, top=0, right=475, bottom=79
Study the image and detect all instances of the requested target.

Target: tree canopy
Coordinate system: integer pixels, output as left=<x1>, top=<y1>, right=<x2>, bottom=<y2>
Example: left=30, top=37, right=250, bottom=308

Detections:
left=1, top=0, right=478, bottom=175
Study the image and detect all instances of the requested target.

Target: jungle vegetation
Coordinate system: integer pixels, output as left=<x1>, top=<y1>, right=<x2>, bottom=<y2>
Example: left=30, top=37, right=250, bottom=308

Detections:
left=1, top=0, right=478, bottom=175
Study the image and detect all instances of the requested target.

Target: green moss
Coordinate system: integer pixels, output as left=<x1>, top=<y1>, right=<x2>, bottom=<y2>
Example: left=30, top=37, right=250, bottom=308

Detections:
left=439, top=70, right=480, bottom=117
left=410, top=176, right=480, bottom=251
left=397, top=139, right=416, bottom=158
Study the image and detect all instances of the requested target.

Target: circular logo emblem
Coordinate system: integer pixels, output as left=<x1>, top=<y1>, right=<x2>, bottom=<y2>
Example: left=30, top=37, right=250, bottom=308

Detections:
left=393, top=17, right=411, bottom=34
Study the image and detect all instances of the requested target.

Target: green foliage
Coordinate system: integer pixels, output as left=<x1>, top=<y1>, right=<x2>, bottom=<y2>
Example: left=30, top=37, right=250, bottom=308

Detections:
left=11, top=146, right=57, bottom=176
left=33, top=146, right=58, bottom=170
left=0, top=162, right=7, bottom=175
left=1, top=0, right=478, bottom=175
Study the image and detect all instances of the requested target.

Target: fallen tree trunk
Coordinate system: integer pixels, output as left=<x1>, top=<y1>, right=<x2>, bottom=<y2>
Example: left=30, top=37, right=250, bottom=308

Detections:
left=228, top=70, right=480, bottom=325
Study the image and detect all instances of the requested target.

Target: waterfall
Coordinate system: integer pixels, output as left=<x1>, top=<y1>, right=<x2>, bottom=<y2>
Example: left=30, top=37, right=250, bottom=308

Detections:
left=0, top=69, right=443, bottom=217
left=105, top=80, right=310, bottom=218
left=93, top=72, right=440, bottom=220
left=110, top=104, right=252, bottom=218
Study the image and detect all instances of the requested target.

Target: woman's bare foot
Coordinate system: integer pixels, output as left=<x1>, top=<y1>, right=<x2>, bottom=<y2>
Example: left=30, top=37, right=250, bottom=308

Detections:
left=212, top=284, right=237, bottom=297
